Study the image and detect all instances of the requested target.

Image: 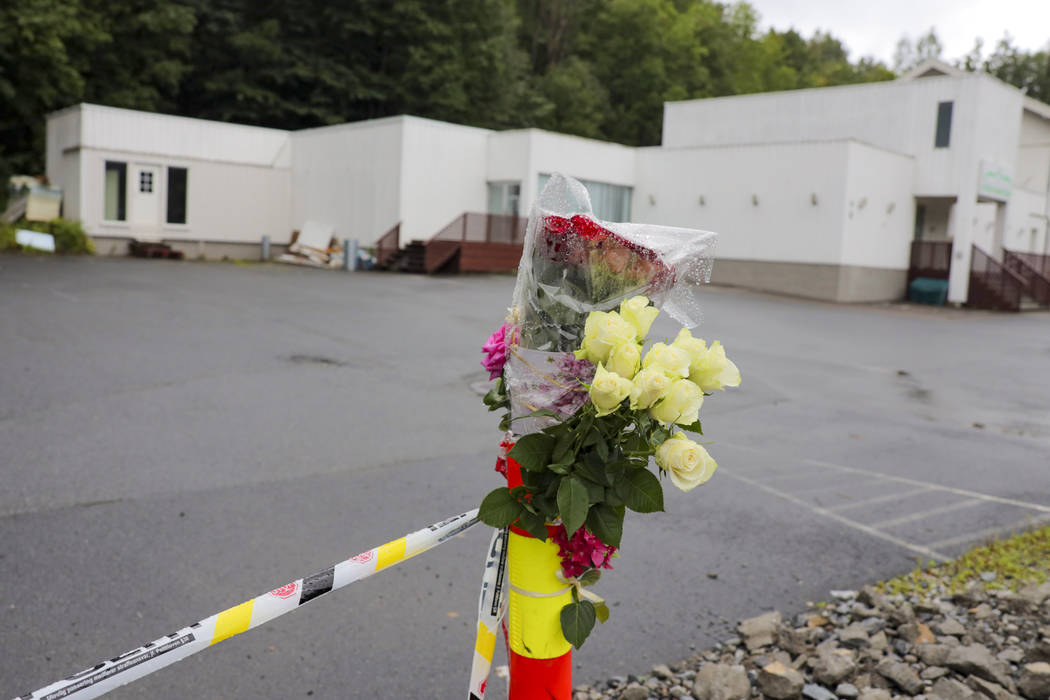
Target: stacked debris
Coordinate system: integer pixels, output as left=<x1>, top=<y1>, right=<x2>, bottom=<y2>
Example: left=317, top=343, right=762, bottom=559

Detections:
left=278, top=220, right=345, bottom=268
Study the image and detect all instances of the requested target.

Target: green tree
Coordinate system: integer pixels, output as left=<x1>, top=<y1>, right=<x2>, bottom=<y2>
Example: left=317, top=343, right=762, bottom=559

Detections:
left=80, top=0, right=196, bottom=112
left=893, top=27, right=943, bottom=73
left=983, top=36, right=1050, bottom=104
left=0, top=0, right=105, bottom=175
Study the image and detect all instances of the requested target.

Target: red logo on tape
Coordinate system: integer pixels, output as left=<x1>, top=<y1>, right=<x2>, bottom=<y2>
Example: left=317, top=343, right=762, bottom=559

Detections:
left=351, top=550, right=375, bottom=564
left=269, top=582, right=298, bottom=599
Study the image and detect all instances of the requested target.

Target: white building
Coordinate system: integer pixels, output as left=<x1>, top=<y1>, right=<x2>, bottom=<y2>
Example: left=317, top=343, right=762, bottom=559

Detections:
left=46, top=60, right=1050, bottom=305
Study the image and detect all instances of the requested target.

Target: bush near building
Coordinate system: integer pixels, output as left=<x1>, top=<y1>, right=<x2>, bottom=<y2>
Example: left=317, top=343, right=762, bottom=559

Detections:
left=0, top=219, right=95, bottom=254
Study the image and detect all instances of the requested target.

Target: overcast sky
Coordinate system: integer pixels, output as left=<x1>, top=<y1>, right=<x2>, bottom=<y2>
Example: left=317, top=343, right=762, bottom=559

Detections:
left=746, top=0, right=1050, bottom=67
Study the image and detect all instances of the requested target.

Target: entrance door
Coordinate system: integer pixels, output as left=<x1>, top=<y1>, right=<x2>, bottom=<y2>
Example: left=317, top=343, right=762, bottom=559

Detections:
left=129, top=164, right=161, bottom=231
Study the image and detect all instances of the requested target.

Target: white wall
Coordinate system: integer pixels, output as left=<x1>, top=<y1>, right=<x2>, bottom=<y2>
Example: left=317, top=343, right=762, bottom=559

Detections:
left=1005, top=187, right=1049, bottom=254
left=487, top=131, right=533, bottom=206
left=291, top=118, right=403, bottom=245
left=399, top=118, right=490, bottom=241
left=1016, top=110, right=1050, bottom=194
left=78, top=104, right=290, bottom=167
left=486, top=130, right=637, bottom=218
left=840, top=142, right=915, bottom=269
left=45, top=108, right=84, bottom=220
left=634, top=141, right=850, bottom=265
left=78, top=148, right=291, bottom=245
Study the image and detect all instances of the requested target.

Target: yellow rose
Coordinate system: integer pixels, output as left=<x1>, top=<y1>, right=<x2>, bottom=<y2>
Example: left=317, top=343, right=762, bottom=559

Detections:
left=606, top=341, right=641, bottom=379
left=655, top=433, right=718, bottom=492
left=589, top=364, right=633, bottom=416
left=641, top=342, right=691, bottom=380
left=689, top=340, right=741, bottom=392
left=575, top=311, right=636, bottom=365
left=671, top=328, right=707, bottom=368
left=649, top=378, right=704, bottom=425
left=619, top=296, right=659, bottom=340
left=629, top=366, right=672, bottom=410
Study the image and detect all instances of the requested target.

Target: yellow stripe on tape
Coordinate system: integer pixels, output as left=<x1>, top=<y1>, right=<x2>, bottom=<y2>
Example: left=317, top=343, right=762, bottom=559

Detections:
left=474, top=621, right=498, bottom=662
left=210, top=599, right=254, bottom=646
left=375, top=537, right=407, bottom=572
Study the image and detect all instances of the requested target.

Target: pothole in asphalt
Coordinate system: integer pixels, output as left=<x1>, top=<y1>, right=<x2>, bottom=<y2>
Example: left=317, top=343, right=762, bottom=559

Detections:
left=285, top=354, right=349, bottom=367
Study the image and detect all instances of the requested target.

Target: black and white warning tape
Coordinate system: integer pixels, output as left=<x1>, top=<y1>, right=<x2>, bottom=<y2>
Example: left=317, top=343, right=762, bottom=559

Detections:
left=14, top=510, right=480, bottom=700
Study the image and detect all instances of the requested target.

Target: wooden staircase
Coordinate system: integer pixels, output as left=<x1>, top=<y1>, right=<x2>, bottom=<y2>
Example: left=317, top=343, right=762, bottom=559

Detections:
left=374, top=213, right=526, bottom=274
left=967, top=246, right=1050, bottom=312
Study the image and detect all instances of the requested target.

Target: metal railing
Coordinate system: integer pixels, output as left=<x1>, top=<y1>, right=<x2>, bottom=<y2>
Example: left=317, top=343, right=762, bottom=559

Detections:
left=1007, top=250, right=1050, bottom=278
left=968, top=245, right=1025, bottom=311
left=908, top=240, right=953, bottom=285
left=374, top=222, right=401, bottom=268
left=1003, top=249, right=1050, bottom=307
left=425, top=213, right=527, bottom=272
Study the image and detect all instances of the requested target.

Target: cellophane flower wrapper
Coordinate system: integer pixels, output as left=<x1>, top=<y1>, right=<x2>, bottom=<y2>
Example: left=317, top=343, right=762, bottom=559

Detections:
left=505, top=174, right=717, bottom=435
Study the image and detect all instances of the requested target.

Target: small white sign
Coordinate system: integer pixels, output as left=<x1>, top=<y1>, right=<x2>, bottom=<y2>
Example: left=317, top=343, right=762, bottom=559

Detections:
left=15, top=229, right=56, bottom=252
left=978, top=161, right=1012, bottom=202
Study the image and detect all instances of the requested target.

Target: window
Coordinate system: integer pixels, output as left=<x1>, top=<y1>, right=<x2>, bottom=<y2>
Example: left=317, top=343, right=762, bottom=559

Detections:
left=139, top=170, right=153, bottom=193
left=537, top=174, right=632, bottom=221
left=104, top=161, right=127, bottom=221
left=166, top=167, right=188, bottom=224
left=487, top=181, right=521, bottom=216
left=934, top=101, right=953, bottom=148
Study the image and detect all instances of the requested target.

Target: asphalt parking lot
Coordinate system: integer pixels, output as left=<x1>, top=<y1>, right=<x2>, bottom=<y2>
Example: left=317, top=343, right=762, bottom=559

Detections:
left=2, top=256, right=1048, bottom=699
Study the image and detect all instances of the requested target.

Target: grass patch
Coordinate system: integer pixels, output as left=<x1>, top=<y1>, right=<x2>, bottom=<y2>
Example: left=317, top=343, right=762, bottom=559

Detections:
left=877, top=524, right=1050, bottom=597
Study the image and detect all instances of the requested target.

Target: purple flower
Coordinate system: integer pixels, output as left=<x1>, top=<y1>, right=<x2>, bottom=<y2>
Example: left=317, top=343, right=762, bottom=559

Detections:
left=482, top=323, right=512, bottom=380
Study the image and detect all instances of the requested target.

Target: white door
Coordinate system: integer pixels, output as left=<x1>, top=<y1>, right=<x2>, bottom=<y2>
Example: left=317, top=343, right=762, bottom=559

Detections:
left=129, top=164, right=161, bottom=231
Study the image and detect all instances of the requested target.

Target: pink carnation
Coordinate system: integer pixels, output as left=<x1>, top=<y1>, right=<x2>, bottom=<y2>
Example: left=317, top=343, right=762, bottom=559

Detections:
left=550, top=525, right=617, bottom=579
left=481, top=323, right=511, bottom=380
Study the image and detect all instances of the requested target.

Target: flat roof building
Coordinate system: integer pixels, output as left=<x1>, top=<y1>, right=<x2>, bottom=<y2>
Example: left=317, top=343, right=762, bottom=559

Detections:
left=46, top=59, right=1050, bottom=307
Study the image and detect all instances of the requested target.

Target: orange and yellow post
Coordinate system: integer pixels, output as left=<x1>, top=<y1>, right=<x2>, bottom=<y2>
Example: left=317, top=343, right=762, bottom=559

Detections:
left=505, top=457, right=573, bottom=700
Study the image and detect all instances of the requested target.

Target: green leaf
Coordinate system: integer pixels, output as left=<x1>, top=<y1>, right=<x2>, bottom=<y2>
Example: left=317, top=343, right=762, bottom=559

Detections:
left=547, top=462, right=570, bottom=475
left=605, top=459, right=628, bottom=481
left=622, top=431, right=648, bottom=455
left=560, top=600, right=596, bottom=649
left=615, top=468, right=665, bottom=514
left=515, top=509, right=550, bottom=540
left=578, top=569, right=601, bottom=587
left=508, top=433, right=556, bottom=472
left=478, top=487, right=525, bottom=527
left=552, top=429, right=575, bottom=463
left=557, top=477, right=589, bottom=538
left=594, top=436, right=610, bottom=461
left=511, top=408, right=560, bottom=422
left=584, top=451, right=611, bottom=485
left=586, top=503, right=625, bottom=548
left=583, top=480, right=604, bottom=505
left=677, top=419, right=703, bottom=435
left=594, top=601, right=610, bottom=624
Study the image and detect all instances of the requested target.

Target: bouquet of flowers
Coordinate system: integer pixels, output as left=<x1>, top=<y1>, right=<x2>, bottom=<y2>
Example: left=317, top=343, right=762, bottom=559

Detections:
left=478, top=174, right=738, bottom=648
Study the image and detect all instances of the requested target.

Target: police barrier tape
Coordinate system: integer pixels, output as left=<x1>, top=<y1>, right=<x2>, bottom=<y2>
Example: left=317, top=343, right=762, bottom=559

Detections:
left=14, top=510, right=481, bottom=700
left=468, top=527, right=509, bottom=700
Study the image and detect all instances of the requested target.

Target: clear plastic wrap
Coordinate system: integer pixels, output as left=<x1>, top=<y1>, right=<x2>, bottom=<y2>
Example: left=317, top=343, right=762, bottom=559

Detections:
left=505, top=174, right=718, bottom=432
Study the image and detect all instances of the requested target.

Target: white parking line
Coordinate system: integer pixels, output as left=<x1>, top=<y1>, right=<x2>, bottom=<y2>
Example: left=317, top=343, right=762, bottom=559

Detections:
left=720, top=467, right=951, bottom=562
left=762, top=470, right=840, bottom=484
left=826, top=487, right=936, bottom=512
left=719, top=441, right=1050, bottom=562
left=724, top=442, right=1050, bottom=514
left=926, top=513, right=1050, bottom=550
left=787, top=475, right=892, bottom=497
left=869, top=498, right=983, bottom=529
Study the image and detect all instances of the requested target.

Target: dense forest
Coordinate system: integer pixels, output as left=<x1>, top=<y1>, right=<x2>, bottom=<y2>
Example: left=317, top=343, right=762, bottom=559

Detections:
left=1, top=0, right=1048, bottom=184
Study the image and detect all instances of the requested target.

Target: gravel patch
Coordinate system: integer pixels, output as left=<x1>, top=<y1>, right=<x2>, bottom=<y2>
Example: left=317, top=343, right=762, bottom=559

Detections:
left=570, top=578, right=1050, bottom=700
